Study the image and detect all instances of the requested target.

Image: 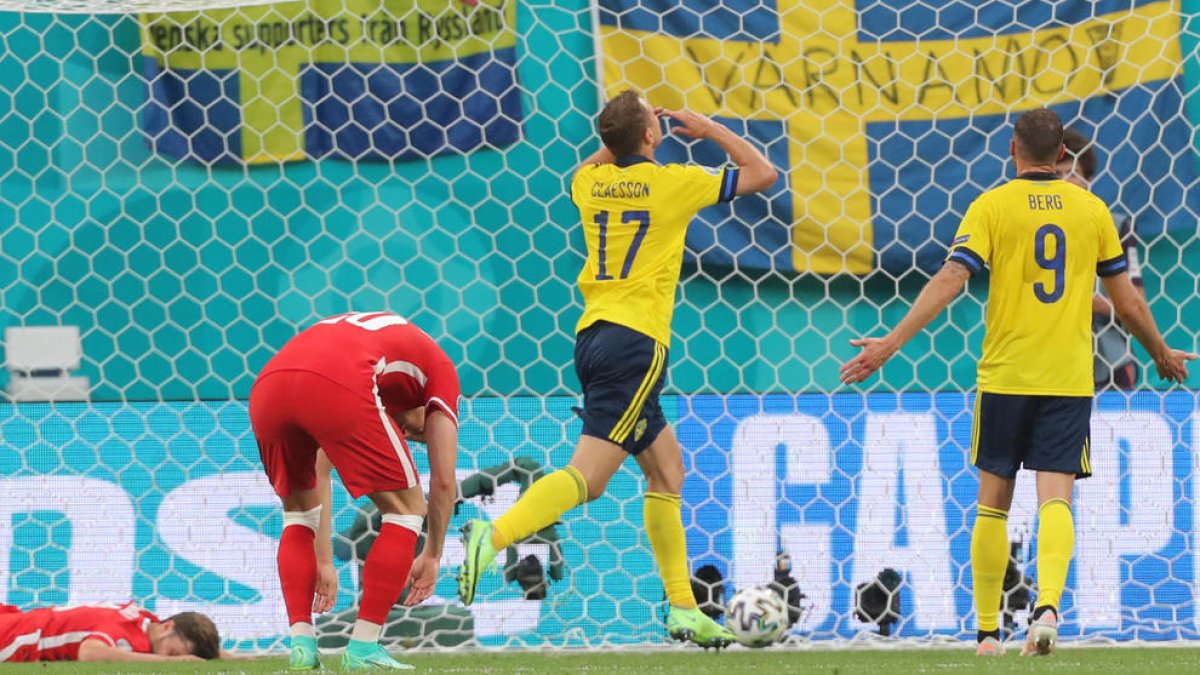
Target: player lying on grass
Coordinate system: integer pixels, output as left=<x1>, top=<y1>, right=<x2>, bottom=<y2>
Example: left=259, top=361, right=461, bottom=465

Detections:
left=840, top=108, right=1195, bottom=657
left=250, top=311, right=461, bottom=671
left=457, top=90, right=777, bottom=649
left=0, top=601, right=219, bottom=663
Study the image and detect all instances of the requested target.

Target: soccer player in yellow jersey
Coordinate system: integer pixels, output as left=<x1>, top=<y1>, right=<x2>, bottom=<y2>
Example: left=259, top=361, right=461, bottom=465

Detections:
left=840, top=109, right=1194, bottom=657
left=457, top=90, right=777, bottom=647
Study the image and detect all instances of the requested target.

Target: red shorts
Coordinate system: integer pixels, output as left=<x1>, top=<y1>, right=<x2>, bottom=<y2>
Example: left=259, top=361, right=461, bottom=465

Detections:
left=249, top=370, right=419, bottom=499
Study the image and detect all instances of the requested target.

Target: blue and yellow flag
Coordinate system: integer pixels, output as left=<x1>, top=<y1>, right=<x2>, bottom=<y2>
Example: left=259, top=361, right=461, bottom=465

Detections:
left=141, top=0, right=521, bottom=163
left=599, top=0, right=1199, bottom=275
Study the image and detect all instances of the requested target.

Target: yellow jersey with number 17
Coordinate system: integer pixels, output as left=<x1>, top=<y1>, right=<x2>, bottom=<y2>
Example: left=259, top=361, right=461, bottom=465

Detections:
left=571, top=156, right=739, bottom=345
left=946, top=173, right=1126, bottom=396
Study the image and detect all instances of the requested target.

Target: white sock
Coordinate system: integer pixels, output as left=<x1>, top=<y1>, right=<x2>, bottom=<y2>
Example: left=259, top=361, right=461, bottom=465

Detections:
left=283, top=505, right=322, bottom=533
left=350, top=620, right=382, bottom=643
left=291, top=622, right=315, bottom=639
left=381, top=513, right=423, bottom=535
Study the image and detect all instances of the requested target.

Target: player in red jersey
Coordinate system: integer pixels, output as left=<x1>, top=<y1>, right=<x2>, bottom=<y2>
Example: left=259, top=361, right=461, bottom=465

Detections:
left=0, top=602, right=219, bottom=663
left=250, top=311, right=460, bottom=671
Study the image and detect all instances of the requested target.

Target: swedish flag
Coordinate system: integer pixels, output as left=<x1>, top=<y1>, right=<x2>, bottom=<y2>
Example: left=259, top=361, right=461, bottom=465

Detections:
left=600, top=0, right=1199, bottom=276
left=141, top=0, right=521, bottom=164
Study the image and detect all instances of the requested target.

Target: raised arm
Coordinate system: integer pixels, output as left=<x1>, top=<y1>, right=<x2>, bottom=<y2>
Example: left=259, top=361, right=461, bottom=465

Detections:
left=839, top=261, right=973, bottom=384
left=661, top=109, right=777, bottom=195
left=402, top=409, right=458, bottom=606
left=1101, top=272, right=1195, bottom=382
left=576, top=144, right=615, bottom=172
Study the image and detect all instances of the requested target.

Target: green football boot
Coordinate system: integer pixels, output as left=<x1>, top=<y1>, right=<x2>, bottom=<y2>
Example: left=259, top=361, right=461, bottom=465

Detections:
left=340, top=640, right=414, bottom=671
left=287, top=635, right=321, bottom=671
left=457, top=519, right=499, bottom=606
left=667, top=606, right=735, bottom=650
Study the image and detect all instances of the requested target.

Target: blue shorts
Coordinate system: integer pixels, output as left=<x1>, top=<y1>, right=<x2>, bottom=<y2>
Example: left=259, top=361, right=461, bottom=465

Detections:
left=574, top=321, right=668, bottom=455
left=971, top=392, right=1093, bottom=479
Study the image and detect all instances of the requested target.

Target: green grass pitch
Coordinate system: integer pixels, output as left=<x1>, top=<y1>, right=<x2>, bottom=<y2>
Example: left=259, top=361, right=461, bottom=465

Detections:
left=4, top=647, right=1200, bottom=674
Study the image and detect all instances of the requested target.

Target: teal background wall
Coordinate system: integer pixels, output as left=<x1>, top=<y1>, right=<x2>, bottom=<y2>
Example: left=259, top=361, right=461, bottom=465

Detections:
left=1, top=3, right=1197, bottom=401
left=0, top=4, right=594, bottom=401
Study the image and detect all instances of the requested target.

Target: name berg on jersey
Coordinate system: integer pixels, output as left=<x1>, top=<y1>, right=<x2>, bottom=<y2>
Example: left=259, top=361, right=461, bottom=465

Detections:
left=1028, top=194, right=1064, bottom=210
left=591, top=181, right=651, bottom=198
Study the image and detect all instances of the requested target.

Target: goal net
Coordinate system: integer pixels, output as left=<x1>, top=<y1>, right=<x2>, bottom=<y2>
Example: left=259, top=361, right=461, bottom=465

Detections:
left=0, top=0, right=1198, bottom=653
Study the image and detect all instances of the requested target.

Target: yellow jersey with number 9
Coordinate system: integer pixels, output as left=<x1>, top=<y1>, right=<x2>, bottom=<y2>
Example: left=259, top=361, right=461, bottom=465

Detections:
left=946, top=173, right=1126, bottom=396
left=571, top=156, right=739, bottom=345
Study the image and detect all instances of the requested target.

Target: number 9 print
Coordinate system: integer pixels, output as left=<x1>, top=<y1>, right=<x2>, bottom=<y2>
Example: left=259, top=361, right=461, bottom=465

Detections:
left=1033, top=224, right=1066, bottom=304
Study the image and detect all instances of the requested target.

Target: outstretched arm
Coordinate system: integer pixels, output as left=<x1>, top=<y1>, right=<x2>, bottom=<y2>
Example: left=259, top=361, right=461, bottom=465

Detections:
left=661, top=109, right=777, bottom=195
left=840, top=261, right=972, bottom=384
left=1102, top=272, right=1195, bottom=382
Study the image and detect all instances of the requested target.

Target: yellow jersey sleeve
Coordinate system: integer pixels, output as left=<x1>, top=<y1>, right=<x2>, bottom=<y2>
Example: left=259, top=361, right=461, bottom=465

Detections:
left=661, top=164, right=739, bottom=215
left=570, top=166, right=593, bottom=205
left=945, top=194, right=994, bottom=274
left=1095, top=208, right=1129, bottom=277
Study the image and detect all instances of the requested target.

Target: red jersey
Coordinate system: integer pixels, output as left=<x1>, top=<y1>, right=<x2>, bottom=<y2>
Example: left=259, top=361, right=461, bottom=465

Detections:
left=0, top=602, right=157, bottom=662
left=259, top=312, right=461, bottom=424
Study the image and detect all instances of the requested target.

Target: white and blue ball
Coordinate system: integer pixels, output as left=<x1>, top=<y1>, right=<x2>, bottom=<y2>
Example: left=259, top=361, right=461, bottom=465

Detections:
left=726, top=585, right=788, bottom=648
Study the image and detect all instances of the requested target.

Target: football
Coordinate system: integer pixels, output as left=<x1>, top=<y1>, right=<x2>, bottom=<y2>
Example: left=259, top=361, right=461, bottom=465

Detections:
left=725, top=585, right=788, bottom=648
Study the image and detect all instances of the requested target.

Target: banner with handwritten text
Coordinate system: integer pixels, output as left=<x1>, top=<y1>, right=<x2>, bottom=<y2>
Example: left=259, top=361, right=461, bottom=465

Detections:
left=599, top=0, right=1200, bottom=275
left=141, top=0, right=521, bottom=164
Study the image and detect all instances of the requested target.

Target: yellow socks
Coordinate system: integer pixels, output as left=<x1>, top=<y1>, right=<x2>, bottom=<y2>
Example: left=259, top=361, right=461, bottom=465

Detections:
left=971, top=498, right=1074, bottom=629
left=491, top=466, right=587, bottom=550
left=1036, top=498, right=1075, bottom=612
left=971, top=504, right=1009, bottom=632
left=488, top=473, right=700, bottom=611
left=645, top=492, right=697, bottom=609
